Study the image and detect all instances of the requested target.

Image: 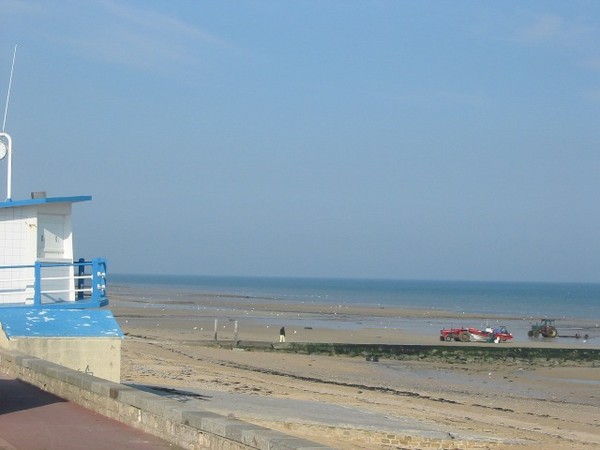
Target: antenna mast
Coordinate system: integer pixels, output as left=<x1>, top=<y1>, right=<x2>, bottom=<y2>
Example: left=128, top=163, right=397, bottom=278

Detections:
left=1, top=44, right=17, bottom=201
left=2, top=44, right=17, bottom=132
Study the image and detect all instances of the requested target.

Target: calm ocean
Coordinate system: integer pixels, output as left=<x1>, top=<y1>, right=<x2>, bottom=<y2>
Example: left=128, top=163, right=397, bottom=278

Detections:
left=110, top=274, right=600, bottom=321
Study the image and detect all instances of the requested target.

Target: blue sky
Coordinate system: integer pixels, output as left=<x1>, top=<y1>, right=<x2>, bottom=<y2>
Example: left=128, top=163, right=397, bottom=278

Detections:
left=1, top=1, right=599, bottom=283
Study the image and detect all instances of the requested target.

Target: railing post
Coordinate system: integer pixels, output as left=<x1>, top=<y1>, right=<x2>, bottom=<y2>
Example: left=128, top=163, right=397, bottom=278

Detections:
left=34, top=262, right=42, bottom=306
left=77, top=258, right=85, bottom=300
left=91, top=258, right=107, bottom=307
left=91, top=259, right=99, bottom=305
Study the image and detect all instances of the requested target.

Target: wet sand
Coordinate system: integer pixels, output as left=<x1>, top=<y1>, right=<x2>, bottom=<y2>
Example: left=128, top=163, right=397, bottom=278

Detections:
left=109, top=290, right=600, bottom=449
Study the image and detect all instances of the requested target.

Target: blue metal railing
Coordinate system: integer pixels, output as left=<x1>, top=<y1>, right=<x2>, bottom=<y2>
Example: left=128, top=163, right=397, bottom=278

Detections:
left=0, top=258, right=108, bottom=308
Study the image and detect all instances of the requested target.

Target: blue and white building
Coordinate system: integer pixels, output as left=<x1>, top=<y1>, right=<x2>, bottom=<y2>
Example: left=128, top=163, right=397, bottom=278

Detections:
left=0, top=194, right=108, bottom=307
left=0, top=130, right=123, bottom=382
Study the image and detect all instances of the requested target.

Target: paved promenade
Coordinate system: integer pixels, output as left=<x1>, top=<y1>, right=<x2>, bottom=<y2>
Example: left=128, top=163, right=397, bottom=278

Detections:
left=0, top=373, right=179, bottom=450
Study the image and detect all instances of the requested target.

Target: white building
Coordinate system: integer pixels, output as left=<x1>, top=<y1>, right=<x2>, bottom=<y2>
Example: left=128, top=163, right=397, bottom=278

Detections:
left=0, top=194, right=106, bottom=306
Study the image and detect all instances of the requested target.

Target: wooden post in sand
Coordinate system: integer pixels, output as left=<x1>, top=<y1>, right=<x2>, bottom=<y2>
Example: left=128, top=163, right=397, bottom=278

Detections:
left=213, top=319, right=218, bottom=341
left=233, top=320, right=238, bottom=343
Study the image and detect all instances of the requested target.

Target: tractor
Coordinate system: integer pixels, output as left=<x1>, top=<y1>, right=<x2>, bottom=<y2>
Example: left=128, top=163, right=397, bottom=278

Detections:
left=528, top=319, right=558, bottom=338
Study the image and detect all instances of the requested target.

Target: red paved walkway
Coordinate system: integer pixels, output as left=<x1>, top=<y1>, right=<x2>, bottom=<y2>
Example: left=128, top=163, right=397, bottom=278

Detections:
left=0, top=373, right=180, bottom=450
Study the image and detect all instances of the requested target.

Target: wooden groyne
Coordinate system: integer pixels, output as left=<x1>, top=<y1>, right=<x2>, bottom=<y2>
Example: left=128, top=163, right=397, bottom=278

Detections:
left=230, top=341, right=600, bottom=365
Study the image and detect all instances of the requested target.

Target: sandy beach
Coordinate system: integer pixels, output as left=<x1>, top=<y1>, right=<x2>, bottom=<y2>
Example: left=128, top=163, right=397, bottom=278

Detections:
left=109, top=290, right=600, bottom=449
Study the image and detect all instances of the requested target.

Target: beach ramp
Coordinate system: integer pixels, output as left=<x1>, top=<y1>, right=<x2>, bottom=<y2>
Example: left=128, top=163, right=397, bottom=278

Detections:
left=0, top=308, right=123, bottom=382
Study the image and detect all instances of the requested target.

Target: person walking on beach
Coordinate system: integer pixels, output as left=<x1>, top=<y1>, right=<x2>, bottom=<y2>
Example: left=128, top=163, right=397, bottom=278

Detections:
left=279, top=326, right=286, bottom=343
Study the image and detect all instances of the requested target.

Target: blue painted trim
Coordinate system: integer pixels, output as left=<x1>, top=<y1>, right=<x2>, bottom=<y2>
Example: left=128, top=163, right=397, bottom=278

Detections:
left=0, top=308, right=124, bottom=338
left=0, top=195, right=92, bottom=209
left=0, top=300, right=108, bottom=310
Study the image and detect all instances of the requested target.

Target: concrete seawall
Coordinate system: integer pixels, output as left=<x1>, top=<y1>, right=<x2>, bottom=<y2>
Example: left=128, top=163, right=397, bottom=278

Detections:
left=2, top=343, right=597, bottom=449
left=0, top=348, right=331, bottom=450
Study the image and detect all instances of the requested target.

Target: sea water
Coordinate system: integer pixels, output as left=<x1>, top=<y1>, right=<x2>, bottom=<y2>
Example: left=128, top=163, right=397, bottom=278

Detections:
left=110, top=274, right=600, bottom=321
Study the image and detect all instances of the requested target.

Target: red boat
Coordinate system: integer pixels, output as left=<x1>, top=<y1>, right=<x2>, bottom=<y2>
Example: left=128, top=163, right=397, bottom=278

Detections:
left=440, top=326, right=513, bottom=343
left=469, top=326, right=513, bottom=343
